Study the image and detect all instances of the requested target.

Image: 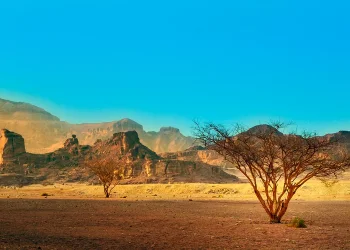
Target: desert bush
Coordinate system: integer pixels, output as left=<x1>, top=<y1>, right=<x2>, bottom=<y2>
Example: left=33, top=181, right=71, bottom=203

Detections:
left=85, top=156, right=130, bottom=198
left=212, top=194, right=224, bottom=198
left=289, top=217, right=307, bottom=228
left=205, top=188, right=237, bottom=194
left=41, top=192, right=49, bottom=197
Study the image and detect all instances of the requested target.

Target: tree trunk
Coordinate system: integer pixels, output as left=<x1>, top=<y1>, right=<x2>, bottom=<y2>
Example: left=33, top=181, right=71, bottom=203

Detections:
left=270, top=214, right=281, bottom=223
left=275, top=191, right=294, bottom=221
left=104, top=185, right=110, bottom=198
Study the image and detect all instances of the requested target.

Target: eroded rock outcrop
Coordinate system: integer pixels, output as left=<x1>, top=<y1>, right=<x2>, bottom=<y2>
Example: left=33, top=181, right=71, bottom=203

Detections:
left=64, top=134, right=79, bottom=147
left=91, top=131, right=160, bottom=161
left=0, top=129, right=26, bottom=164
left=64, top=134, right=80, bottom=155
left=88, top=131, right=234, bottom=183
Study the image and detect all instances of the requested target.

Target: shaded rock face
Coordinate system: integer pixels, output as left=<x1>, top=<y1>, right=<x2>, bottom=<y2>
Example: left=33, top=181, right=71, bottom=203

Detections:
left=160, top=148, right=231, bottom=169
left=246, top=124, right=283, bottom=136
left=112, top=131, right=139, bottom=154
left=0, top=129, right=26, bottom=164
left=64, top=135, right=80, bottom=155
left=322, top=131, right=350, bottom=155
left=112, top=119, right=144, bottom=132
left=159, top=127, right=180, bottom=133
left=64, top=134, right=79, bottom=148
left=327, top=131, right=350, bottom=143
left=185, top=146, right=205, bottom=151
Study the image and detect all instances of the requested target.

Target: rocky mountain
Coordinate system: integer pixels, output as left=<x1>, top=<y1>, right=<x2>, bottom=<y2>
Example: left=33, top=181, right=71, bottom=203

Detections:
left=0, top=98, right=70, bottom=152
left=0, top=98, right=195, bottom=154
left=0, top=129, right=236, bottom=186
left=324, top=131, right=350, bottom=151
left=0, top=98, right=60, bottom=121
left=246, top=124, right=283, bottom=136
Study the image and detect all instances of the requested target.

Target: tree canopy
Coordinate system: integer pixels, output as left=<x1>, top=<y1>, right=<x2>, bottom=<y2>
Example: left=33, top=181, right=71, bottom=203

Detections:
left=86, top=156, right=130, bottom=198
left=194, top=121, right=350, bottom=223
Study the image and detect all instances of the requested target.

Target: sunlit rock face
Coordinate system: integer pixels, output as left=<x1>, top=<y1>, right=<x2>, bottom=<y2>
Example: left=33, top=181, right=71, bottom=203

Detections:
left=0, top=129, right=26, bottom=164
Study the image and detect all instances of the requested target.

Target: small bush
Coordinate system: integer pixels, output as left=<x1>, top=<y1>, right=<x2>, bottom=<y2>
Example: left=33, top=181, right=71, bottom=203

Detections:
left=212, top=194, right=224, bottom=198
left=41, top=193, right=49, bottom=197
left=289, top=217, right=307, bottom=228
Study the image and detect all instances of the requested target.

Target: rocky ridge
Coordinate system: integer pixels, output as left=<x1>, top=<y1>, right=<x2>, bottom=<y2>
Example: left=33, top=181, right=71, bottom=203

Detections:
left=0, top=129, right=235, bottom=186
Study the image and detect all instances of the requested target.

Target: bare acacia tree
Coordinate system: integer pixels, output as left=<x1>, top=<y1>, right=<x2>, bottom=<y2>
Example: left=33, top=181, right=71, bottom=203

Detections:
left=86, top=156, right=130, bottom=198
left=194, top=121, right=350, bottom=223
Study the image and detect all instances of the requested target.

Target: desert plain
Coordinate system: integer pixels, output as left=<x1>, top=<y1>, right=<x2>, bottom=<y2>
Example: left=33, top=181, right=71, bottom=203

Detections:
left=1, top=177, right=350, bottom=250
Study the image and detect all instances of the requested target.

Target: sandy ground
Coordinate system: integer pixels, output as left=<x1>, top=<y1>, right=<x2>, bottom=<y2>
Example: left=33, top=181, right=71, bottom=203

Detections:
left=1, top=179, right=350, bottom=249
left=1, top=177, right=350, bottom=201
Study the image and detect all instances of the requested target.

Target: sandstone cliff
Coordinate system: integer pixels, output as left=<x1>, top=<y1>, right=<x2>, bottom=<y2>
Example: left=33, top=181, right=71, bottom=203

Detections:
left=0, top=129, right=26, bottom=164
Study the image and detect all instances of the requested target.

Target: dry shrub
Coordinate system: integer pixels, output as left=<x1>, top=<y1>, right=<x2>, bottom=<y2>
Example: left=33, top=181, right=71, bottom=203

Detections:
left=289, top=217, right=307, bottom=228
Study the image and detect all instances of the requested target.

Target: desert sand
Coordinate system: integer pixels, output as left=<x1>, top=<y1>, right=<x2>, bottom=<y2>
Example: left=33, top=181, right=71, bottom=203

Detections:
left=1, top=179, right=350, bottom=249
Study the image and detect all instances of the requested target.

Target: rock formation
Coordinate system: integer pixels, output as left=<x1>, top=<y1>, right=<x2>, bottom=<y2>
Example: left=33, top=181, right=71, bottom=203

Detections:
left=64, top=134, right=80, bottom=155
left=0, top=129, right=26, bottom=164
left=91, top=131, right=160, bottom=160
left=64, top=134, right=79, bottom=148
left=0, top=129, right=235, bottom=185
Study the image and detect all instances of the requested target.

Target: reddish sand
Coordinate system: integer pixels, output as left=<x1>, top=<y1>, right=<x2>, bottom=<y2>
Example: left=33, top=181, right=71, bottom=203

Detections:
left=0, top=199, right=349, bottom=249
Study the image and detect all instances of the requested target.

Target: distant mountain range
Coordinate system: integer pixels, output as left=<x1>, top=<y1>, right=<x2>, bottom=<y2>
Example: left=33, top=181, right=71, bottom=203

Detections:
left=0, top=98, right=195, bottom=154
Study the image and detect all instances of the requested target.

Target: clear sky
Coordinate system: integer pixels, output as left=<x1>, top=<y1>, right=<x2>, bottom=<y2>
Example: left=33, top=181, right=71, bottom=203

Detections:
left=0, top=1, right=349, bottom=135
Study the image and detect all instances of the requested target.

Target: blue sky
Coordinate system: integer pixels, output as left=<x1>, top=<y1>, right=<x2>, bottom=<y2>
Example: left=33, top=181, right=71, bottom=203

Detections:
left=0, top=0, right=349, bottom=135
